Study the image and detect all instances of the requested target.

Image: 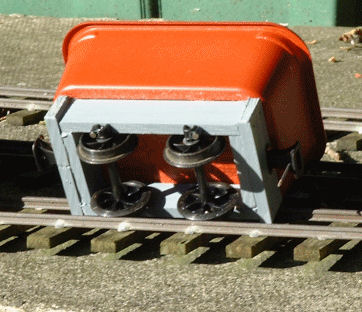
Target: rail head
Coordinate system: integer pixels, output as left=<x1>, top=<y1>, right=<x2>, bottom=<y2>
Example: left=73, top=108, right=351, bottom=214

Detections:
left=0, top=211, right=361, bottom=240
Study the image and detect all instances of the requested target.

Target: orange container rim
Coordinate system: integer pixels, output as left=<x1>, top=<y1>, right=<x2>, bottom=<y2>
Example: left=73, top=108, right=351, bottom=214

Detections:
left=62, top=20, right=311, bottom=63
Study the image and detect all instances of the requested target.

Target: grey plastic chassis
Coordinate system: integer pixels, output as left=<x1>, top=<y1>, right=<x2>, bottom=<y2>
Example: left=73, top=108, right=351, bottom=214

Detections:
left=45, top=97, right=282, bottom=223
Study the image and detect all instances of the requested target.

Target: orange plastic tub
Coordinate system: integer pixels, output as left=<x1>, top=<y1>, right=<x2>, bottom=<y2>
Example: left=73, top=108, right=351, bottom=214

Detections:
left=55, top=21, right=325, bottom=186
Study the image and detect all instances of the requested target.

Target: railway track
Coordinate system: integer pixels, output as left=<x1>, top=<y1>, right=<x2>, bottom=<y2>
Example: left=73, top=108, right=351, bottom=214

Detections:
left=0, top=195, right=360, bottom=240
left=321, top=107, right=362, bottom=133
left=0, top=86, right=361, bottom=267
left=11, top=196, right=362, bottom=224
left=0, top=87, right=53, bottom=111
left=0, top=86, right=361, bottom=239
left=0, top=87, right=361, bottom=132
left=0, top=194, right=360, bottom=267
left=0, top=211, right=361, bottom=240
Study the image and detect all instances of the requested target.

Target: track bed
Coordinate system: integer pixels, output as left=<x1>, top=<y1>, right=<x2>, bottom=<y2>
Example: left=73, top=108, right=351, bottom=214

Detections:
left=0, top=87, right=361, bottom=269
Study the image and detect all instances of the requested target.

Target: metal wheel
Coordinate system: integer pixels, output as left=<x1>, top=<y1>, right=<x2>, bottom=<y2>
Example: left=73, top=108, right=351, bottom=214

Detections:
left=164, top=126, right=226, bottom=168
left=177, top=182, right=240, bottom=220
left=78, top=125, right=138, bottom=165
left=90, top=181, right=152, bottom=217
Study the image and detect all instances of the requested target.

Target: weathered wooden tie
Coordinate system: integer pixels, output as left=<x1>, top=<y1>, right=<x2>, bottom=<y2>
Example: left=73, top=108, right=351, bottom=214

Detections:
left=160, top=232, right=211, bottom=255
left=6, top=109, right=44, bottom=126
left=27, top=227, right=86, bottom=249
left=90, top=230, right=145, bottom=253
left=225, top=236, right=283, bottom=258
left=293, top=223, right=356, bottom=262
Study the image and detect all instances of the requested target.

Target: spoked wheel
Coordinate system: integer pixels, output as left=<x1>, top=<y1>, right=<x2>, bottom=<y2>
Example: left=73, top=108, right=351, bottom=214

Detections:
left=78, top=124, right=151, bottom=217
left=164, top=125, right=241, bottom=220
left=178, top=182, right=240, bottom=220
left=91, top=181, right=152, bottom=217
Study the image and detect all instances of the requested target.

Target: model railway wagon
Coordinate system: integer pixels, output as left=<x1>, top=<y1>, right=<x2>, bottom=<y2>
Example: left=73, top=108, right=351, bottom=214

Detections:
left=39, top=21, right=326, bottom=224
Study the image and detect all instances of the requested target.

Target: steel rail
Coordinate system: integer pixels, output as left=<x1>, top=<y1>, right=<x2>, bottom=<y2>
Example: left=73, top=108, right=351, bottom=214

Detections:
left=321, top=107, right=362, bottom=132
left=323, top=120, right=362, bottom=133
left=0, top=212, right=360, bottom=240
left=0, top=98, right=52, bottom=111
left=0, top=86, right=53, bottom=111
left=321, top=107, right=362, bottom=120
left=312, top=161, right=362, bottom=174
left=1, top=197, right=359, bottom=224
left=21, top=197, right=69, bottom=211
left=0, top=87, right=54, bottom=100
left=312, top=208, right=362, bottom=216
left=309, top=210, right=362, bottom=223
left=310, top=215, right=360, bottom=223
